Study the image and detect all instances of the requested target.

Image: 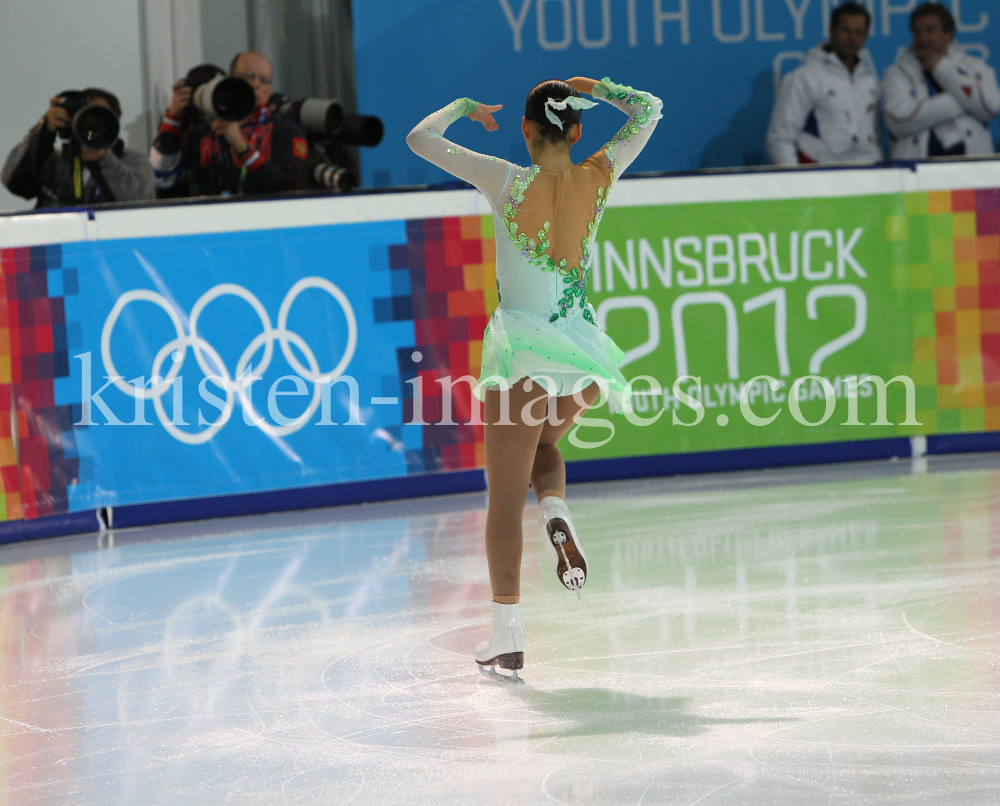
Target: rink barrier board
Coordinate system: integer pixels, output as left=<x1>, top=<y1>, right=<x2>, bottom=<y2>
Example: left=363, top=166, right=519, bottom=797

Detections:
left=0, top=466, right=489, bottom=545
left=0, top=161, right=998, bottom=540
left=2, top=430, right=999, bottom=546
left=567, top=182, right=1000, bottom=461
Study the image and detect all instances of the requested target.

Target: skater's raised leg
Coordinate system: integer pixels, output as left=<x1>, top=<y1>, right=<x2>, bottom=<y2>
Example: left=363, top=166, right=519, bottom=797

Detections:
left=531, top=382, right=601, bottom=594
left=529, top=382, right=601, bottom=501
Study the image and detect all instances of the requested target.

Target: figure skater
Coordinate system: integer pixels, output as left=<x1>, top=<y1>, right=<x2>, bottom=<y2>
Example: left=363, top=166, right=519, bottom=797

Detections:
left=407, top=77, right=661, bottom=682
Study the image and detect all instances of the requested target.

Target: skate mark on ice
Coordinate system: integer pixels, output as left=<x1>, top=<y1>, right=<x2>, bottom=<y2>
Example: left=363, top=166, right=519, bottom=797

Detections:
left=540, top=762, right=576, bottom=806
left=903, top=611, right=1000, bottom=660
left=686, top=773, right=754, bottom=806
left=809, top=641, right=904, bottom=702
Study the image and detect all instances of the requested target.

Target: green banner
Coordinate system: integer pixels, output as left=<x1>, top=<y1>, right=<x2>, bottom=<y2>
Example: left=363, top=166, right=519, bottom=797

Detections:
left=561, top=187, right=999, bottom=460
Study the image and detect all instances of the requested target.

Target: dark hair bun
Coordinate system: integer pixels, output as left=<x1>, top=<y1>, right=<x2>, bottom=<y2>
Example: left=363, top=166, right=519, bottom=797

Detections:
left=524, top=79, right=581, bottom=145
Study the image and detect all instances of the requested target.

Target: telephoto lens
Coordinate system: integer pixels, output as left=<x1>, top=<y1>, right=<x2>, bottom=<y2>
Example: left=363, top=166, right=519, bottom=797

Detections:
left=72, top=105, right=120, bottom=150
left=333, top=114, right=384, bottom=147
left=313, top=161, right=355, bottom=192
left=192, top=75, right=255, bottom=122
left=56, top=91, right=120, bottom=150
left=277, top=97, right=344, bottom=135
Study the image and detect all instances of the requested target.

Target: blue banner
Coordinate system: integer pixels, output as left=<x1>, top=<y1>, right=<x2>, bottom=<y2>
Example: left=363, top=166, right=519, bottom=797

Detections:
left=59, top=222, right=409, bottom=508
left=11, top=209, right=496, bottom=514
left=354, top=0, right=999, bottom=187
left=26, top=221, right=436, bottom=510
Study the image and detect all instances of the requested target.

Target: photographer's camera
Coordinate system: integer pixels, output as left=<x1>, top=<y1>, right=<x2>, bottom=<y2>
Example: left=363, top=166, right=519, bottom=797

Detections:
left=55, top=90, right=120, bottom=153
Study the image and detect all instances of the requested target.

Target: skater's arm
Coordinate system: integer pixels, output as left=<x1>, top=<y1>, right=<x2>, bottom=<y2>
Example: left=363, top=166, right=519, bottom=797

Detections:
left=587, top=77, right=663, bottom=180
left=406, top=99, right=512, bottom=206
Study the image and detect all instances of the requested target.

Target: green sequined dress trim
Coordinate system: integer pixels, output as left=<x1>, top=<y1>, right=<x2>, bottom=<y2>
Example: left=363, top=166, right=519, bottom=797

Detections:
left=499, top=167, right=607, bottom=326
left=594, top=79, right=656, bottom=181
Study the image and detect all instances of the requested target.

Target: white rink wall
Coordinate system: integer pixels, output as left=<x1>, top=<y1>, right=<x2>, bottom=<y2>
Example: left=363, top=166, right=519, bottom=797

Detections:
left=1, top=159, right=999, bottom=248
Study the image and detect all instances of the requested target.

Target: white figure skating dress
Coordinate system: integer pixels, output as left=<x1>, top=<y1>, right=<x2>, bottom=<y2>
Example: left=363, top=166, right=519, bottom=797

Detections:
left=406, top=79, right=662, bottom=402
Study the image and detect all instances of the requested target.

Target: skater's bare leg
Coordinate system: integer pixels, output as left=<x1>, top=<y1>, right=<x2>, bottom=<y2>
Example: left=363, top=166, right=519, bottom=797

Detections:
left=483, top=379, right=549, bottom=604
left=530, top=382, right=601, bottom=501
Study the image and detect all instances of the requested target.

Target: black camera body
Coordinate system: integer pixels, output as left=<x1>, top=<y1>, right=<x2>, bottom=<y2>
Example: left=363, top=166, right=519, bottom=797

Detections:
left=56, top=90, right=120, bottom=151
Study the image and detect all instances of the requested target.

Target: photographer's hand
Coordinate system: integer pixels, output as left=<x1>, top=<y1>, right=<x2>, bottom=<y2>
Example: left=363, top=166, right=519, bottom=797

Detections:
left=211, top=119, right=249, bottom=153
left=44, top=98, right=70, bottom=133
left=167, top=80, right=193, bottom=118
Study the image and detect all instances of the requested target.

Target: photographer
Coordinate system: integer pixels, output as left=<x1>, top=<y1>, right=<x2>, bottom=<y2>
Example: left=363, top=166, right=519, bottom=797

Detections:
left=150, top=52, right=308, bottom=197
left=2, top=89, right=154, bottom=208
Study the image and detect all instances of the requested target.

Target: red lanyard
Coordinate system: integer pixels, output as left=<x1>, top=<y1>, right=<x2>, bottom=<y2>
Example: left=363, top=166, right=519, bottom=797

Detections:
left=243, top=107, right=270, bottom=153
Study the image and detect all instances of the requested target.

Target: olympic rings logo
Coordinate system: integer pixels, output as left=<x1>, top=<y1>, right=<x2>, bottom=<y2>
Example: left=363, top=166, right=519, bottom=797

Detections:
left=100, top=278, right=357, bottom=444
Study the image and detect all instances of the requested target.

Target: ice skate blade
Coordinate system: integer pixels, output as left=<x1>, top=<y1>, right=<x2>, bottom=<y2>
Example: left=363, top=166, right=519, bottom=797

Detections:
left=478, top=664, right=524, bottom=684
left=475, top=651, right=523, bottom=670
left=547, top=518, right=587, bottom=594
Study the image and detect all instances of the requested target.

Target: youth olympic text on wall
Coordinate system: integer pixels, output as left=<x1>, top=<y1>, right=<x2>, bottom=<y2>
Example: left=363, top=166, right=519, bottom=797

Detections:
left=353, top=0, right=998, bottom=186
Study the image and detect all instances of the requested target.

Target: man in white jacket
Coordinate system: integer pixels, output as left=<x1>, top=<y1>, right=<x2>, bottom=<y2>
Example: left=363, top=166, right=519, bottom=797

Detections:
left=767, top=1, right=881, bottom=165
left=883, top=3, right=999, bottom=159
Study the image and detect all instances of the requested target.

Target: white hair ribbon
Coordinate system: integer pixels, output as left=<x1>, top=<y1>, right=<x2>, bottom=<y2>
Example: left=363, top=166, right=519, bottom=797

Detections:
left=544, top=96, right=598, bottom=130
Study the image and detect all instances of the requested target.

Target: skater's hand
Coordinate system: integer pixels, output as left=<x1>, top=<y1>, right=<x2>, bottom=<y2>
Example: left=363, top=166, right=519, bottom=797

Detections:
left=565, top=77, right=599, bottom=96
left=469, top=103, right=502, bottom=132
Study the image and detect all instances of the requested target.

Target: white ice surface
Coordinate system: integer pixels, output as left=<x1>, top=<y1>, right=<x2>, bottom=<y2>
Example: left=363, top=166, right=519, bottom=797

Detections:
left=1, top=454, right=999, bottom=804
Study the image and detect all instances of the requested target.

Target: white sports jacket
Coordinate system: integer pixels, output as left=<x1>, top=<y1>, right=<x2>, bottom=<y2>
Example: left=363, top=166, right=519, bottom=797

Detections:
left=883, top=43, right=1000, bottom=159
left=767, top=44, right=882, bottom=165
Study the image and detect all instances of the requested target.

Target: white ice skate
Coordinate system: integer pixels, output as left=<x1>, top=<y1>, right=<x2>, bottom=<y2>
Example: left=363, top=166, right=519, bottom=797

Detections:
left=537, top=495, right=587, bottom=596
left=474, top=602, right=525, bottom=684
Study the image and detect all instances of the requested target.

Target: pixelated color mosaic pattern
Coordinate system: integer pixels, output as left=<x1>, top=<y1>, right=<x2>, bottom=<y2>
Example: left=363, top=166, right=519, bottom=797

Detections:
left=376, top=216, right=497, bottom=474
left=888, top=188, right=1000, bottom=435
left=0, top=246, right=79, bottom=520
left=0, top=251, right=19, bottom=520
